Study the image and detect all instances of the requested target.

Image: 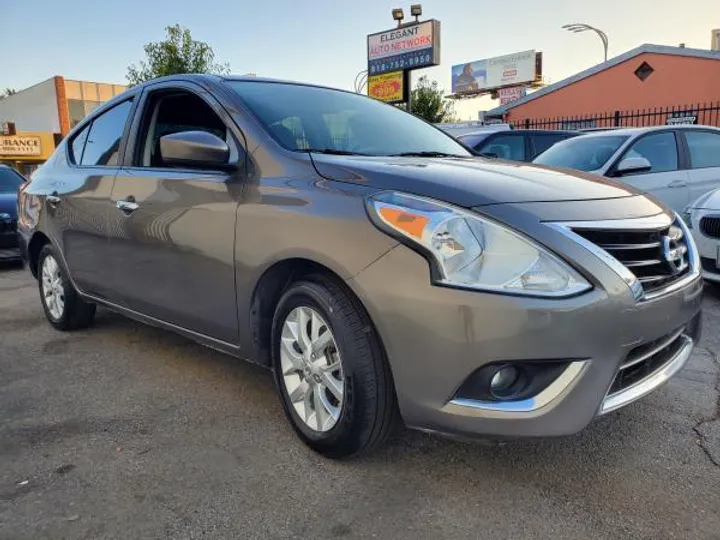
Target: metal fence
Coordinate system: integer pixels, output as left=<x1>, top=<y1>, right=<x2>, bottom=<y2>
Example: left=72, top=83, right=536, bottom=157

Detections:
left=510, top=102, right=720, bottom=131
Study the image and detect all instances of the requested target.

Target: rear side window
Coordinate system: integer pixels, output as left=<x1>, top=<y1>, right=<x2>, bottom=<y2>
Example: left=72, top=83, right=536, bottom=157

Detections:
left=624, top=132, right=678, bottom=173
left=531, top=133, right=572, bottom=157
left=685, top=131, right=720, bottom=169
left=478, top=134, right=525, bottom=161
left=80, top=99, right=134, bottom=166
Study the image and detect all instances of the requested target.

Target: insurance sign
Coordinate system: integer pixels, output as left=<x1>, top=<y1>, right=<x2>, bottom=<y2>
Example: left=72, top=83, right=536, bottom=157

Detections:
left=367, top=20, right=441, bottom=76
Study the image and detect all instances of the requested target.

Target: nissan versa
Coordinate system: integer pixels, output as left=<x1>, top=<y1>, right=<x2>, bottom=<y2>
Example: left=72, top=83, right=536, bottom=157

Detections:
left=18, top=76, right=703, bottom=458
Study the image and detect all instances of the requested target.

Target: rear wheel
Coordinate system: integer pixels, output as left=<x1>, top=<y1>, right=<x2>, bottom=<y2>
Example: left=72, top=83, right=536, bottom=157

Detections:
left=38, top=244, right=96, bottom=331
left=271, top=278, right=398, bottom=458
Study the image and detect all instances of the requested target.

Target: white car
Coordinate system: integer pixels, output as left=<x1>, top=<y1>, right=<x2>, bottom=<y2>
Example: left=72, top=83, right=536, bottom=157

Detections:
left=687, top=188, right=720, bottom=283
left=533, top=125, right=720, bottom=213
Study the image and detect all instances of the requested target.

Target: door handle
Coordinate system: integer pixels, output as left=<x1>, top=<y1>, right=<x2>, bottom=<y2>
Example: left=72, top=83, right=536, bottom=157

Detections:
left=668, top=179, right=688, bottom=188
left=46, top=191, right=60, bottom=207
left=116, top=197, right=139, bottom=215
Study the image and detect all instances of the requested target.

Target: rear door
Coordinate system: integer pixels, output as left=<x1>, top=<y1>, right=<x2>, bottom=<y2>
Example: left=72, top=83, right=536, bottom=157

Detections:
left=51, top=97, right=137, bottom=298
left=609, top=131, right=690, bottom=212
left=681, top=129, right=720, bottom=204
left=107, top=81, right=246, bottom=343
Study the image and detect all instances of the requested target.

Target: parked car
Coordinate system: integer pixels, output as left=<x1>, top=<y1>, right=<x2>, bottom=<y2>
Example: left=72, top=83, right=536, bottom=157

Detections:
left=435, top=121, right=511, bottom=138
left=459, top=129, right=578, bottom=162
left=0, top=164, right=26, bottom=261
left=19, top=75, right=702, bottom=458
left=686, top=188, right=720, bottom=283
left=533, top=125, right=720, bottom=213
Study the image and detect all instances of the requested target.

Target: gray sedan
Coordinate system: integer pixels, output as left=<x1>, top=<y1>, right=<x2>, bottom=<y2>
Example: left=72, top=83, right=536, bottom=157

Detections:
left=18, top=76, right=702, bottom=458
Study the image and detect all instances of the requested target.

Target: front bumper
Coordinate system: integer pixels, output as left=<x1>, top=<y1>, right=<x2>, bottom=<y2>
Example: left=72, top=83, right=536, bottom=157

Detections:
left=0, top=229, right=20, bottom=261
left=349, top=241, right=703, bottom=439
left=690, top=211, right=720, bottom=283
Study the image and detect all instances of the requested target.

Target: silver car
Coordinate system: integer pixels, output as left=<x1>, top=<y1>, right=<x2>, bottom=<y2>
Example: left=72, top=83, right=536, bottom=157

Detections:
left=534, top=125, right=720, bottom=213
left=18, top=76, right=703, bottom=458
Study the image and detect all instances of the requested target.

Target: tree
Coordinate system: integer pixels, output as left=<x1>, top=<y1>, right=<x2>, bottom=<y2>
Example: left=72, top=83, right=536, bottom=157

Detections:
left=0, top=88, right=17, bottom=99
left=127, top=24, right=229, bottom=86
left=407, top=76, right=457, bottom=123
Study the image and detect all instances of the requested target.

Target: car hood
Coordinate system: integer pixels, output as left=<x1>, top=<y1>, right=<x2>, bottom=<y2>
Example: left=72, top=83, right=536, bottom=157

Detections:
left=0, top=193, right=18, bottom=217
left=310, top=155, right=637, bottom=207
left=689, top=188, right=720, bottom=210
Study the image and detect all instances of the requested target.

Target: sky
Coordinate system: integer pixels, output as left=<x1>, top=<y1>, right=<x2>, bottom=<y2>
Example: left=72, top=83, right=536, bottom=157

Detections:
left=2, top=0, right=718, bottom=120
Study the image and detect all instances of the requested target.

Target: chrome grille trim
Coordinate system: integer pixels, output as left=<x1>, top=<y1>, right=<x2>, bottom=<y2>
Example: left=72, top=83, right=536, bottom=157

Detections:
left=548, top=213, right=700, bottom=301
left=620, top=327, right=685, bottom=370
left=699, top=214, right=720, bottom=240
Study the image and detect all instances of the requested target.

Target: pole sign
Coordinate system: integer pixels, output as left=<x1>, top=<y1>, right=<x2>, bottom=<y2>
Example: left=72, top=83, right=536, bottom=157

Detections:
left=367, top=20, right=441, bottom=75
left=367, top=71, right=408, bottom=104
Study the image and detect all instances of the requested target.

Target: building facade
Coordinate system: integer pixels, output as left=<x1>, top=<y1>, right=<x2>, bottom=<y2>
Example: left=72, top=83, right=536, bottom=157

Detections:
left=0, top=76, right=126, bottom=176
left=488, top=45, right=720, bottom=127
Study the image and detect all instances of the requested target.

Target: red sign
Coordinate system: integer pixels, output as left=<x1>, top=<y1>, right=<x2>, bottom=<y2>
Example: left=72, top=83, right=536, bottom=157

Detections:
left=498, top=86, right=527, bottom=106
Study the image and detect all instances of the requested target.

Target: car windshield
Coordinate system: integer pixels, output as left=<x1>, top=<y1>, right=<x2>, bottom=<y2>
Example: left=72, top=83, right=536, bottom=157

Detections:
left=0, top=168, right=25, bottom=194
left=458, top=133, right=494, bottom=149
left=226, top=81, right=471, bottom=158
left=533, top=135, right=629, bottom=172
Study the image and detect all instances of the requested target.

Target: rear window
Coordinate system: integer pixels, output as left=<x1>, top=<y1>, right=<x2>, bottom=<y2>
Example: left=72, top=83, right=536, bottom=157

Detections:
left=533, top=135, right=629, bottom=172
left=0, top=168, right=25, bottom=194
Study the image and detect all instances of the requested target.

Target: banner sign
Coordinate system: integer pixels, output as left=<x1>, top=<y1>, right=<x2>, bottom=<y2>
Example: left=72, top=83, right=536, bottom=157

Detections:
left=367, top=71, right=407, bottom=104
left=498, top=86, right=527, bottom=106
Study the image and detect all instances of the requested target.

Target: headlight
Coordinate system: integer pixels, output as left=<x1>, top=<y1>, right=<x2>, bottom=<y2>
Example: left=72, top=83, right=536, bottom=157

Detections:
left=366, top=192, right=591, bottom=298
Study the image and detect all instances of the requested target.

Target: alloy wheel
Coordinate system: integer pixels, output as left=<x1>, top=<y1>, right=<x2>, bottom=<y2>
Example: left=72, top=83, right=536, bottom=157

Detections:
left=41, top=255, right=65, bottom=320
left=280, top=306, right=344, bottom=432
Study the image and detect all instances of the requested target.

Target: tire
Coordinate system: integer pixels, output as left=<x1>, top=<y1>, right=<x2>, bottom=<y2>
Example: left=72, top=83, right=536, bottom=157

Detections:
left=37, top=244, right=96, bottom=331
left=271, top=277, right=398, bottom=458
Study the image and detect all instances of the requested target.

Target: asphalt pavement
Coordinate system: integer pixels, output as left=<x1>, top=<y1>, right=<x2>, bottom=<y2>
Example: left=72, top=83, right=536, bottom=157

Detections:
left=1, top=264, right=719, bottom=540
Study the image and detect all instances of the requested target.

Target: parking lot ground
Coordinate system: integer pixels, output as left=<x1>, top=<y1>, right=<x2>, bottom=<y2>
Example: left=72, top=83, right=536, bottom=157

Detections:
left=1, top=264, right=719, bottom=540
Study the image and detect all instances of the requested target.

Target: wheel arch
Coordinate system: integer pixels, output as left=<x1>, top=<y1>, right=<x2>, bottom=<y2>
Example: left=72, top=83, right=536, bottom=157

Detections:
left=27, top=231, right=51, bottom=278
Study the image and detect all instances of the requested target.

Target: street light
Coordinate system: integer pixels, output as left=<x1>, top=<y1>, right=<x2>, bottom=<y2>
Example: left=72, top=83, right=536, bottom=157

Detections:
left=410, top=4, right=422, bottom=22
left=392, top=8, right=404, bottom=26
left=562, top=23, right=609, bottom=62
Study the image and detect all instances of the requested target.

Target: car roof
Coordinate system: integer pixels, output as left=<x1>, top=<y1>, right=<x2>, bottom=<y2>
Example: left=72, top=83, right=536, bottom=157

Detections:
left=577, top=125, right=720, bottom=138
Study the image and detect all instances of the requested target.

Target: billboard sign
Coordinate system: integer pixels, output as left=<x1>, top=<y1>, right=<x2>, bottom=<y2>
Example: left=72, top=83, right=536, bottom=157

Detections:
left=367, top=71, right=408, bottom=104
left=498, top=86, right=527, bottom=106
left=452, top=50, right=537, bottom=94
left=367, top=20, right=441, bottom=75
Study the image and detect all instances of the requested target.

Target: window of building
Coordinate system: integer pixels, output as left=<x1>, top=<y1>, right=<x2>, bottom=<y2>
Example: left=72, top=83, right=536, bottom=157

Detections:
left=634, top=62, right=654, bottom=82
left=80, top=99, right=134, bottom=166
left=685, top=131, right=720, bottom=169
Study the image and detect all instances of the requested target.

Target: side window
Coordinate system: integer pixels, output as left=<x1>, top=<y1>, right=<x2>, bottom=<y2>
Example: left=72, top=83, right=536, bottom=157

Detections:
left=81, top=99, right=134, bottom=166
left=685, top=131, right=720, bottom=169
left=70, top=123, right=90, bottom=164
left=478, top=134, right=526, bottom=161
left=531, top=134, right=570, bottom=157
left=136, top=91, right=233, bottom=167
left=623, top=132, right=678, bottom=173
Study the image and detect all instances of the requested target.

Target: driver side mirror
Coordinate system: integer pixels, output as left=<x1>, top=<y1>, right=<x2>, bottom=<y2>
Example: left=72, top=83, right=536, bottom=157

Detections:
left=160, top=131, right=234, bottom=169
left=615, top=156, right=652, bottom=176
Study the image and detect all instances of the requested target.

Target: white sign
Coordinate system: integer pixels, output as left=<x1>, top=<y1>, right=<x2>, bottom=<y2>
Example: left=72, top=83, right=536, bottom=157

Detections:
left=452, top=50, right=537, bottom=94
left=498, top=86, right=527, bottom=106
left=367, top=20, right=440, bottom=75
left=0, top=136, right=42, bottom=156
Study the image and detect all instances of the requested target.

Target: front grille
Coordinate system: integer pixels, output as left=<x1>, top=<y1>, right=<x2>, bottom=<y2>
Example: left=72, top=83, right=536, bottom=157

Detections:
left=572, top=220, right=690, bottom=295
left=700, top=216, right=720, bottom=239
left=608, top=327, right=686, bottom=395
left=701, top=257, right=719, bottom=273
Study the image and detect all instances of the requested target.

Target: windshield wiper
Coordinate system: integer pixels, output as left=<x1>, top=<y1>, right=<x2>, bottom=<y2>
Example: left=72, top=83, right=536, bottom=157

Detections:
left=389, top=151, right=467, bottom=158
left=302, top=148, right=370, bottom=156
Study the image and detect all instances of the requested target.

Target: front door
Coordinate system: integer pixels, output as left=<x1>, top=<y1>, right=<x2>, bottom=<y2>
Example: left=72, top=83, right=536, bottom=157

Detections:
left=107, top=84, right=245, bottom=343
left=614, top=131, right=690, bottom=213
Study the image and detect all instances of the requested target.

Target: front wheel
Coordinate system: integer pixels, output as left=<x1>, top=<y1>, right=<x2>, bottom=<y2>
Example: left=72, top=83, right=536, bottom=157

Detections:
left=38, top=244, right=96, bottom=331
left=271, top=278, right=398, bottom=458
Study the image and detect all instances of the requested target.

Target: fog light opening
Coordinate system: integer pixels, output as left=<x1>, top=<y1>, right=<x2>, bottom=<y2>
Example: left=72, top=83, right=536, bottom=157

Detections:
left=489, top=365, right=522, bottom=399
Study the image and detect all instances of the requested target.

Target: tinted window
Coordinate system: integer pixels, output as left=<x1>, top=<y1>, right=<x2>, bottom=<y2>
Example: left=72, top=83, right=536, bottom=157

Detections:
left=533, top=135, right=629, bottom=172
left=0, top=168, right=25, bottom=194
left=685, top=131, right=720, bottom=169
left=624, top=132, right=678, bottom=173
left=458, top=132, right=494, bottom=149
left=81, top=99, right=133, bottom=166
left=227, top=81, right=470, bottom=157
left=478, top=134, right=525, bottom=160
left=531, top=133, right=574, bottom=157
left=70, top=123, right=90, bottom=164
left=136, top=92, right=229, bottom=167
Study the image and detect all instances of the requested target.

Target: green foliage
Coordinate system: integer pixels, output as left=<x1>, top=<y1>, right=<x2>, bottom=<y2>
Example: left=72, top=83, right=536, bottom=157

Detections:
left=408, top=76, right=458, bottom=123
left=127, top=25, right=229, bottom=86
left=1, top=88, right=17, bottom=99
